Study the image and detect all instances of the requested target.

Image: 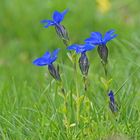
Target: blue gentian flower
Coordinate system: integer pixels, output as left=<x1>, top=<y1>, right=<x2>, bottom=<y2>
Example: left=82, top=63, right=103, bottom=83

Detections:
left=67, top=43, right=95, bottom=54
left=108, top=90, right=118, bottom=113
left=33, top=49, right=61, bottom=81
left=33, top=49, right=59, bottom=66
left=85, top=29, right=118, bottom=65
left=41, top=9, right=69, bottom=45
left=41, top=9, right=68, bottom=28
left=67, top=43, right=95, bottom=76
left=85, top=29, right=117, bottom=45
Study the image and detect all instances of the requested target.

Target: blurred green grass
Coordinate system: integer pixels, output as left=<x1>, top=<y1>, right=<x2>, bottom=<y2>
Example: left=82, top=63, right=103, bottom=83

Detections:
left=0, top=0, right=140, bottom=139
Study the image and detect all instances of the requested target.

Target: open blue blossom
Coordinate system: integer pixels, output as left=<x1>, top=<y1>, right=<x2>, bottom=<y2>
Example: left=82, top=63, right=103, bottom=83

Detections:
left=41, top=9, right=69, bottom=45
left=85, top=29, right=117, bottom=66
left=33, top=49, right=60, bottom=66
left=67, top=43, right=95, bottom=54
left=67, top=43, right=95, bottom=76
left=41, top=9, right=68, bottom=28
left=33, top=49, right=61, bottom=81
left=85, top=29, right=118, bottom=45
left=108, top=90, right=118, bottom=113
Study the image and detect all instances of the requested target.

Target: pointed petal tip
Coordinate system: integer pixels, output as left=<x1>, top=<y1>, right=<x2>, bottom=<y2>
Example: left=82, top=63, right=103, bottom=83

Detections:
left=40, top=20, right=49, bottom=24
left=40, top=20, right=45, bottom=24
left=62, top=8, right=69, bottom=14
left=32, top=58, right=42, bottom=66
left=108, top=90, right=114, bottom=96
left=55, top=48, right=60, bottom=53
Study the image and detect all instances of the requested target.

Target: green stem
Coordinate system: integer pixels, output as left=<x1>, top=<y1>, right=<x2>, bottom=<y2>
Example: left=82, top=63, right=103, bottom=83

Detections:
left=73, top=54, right=79, bottom=125
left=102, top=63, right=107, bottom=78
left=57, top=81, right=69, bottom=128
left=83, top=75, right=88, bottom=91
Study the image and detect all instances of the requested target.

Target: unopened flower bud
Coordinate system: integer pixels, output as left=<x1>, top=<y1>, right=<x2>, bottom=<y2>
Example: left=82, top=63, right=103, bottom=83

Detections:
left=79, top=52, right=89, bottom=76
left=108, top=90, right=118, bottom=113
left=55, top=24, right=69, bottom=46
left=48, top=64, right=61, bottom=81
left=97, top=45, right=108, bottom=65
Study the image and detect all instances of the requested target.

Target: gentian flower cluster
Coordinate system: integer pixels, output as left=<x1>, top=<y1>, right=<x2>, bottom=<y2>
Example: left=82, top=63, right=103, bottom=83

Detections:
left=85, top=30, right=117, bottom=65
left=33, top=8, right=119, bottom=114
left=33, top=49, right=61, bottom=81
left=67, top=43, right=95, bottom=76
left=41, top=9, right=69, bottom=45
left=108, top=90, right=118, bottom=113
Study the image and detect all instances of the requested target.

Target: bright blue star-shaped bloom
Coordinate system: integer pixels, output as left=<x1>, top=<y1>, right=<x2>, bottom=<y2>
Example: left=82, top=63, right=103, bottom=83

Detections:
left=67, top=43, right=95, bottom=54
left=85, top=29, right=118, bottom=45
left=41, top=9, right=68, bottom=28
left=33, top=49, right=60, bottom=66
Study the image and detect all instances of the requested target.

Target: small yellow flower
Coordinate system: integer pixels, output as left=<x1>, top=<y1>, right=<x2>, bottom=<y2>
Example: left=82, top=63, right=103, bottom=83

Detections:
left=97, top=0, right=111, bottom=14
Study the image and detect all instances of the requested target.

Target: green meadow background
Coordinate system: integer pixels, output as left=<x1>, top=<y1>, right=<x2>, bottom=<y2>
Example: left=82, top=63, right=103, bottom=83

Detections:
left=0, top=0, right=140, bottom=139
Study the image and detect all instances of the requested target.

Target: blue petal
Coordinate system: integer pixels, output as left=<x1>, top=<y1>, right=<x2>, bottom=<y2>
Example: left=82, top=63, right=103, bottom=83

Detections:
left=33, top=57, right=49, bottom=66
left=42, top=52, right=51, bottom=58
left=91, top=32, right=102, bottom=40
left=52, top=48, right=60, bottom=59
left=53, top=9, right=68, bottom=24
left=52, top=11, right=63, bottom=23
left=67, top=44, right=79, bottom=51
left=85, top=37, right=102, bottom=45
left=33, top=52, right=51, bottom=66
left=61, top=9, right=69, bottom=17
left=84, top=37, right=94, bottom=43
left=108, top=90, right=114, bottom=96
left=84, top=44, right=96, bottom=51
left=76, top=44, right=95, bottom=53
left=75, top=45, right=85, bottom=53
left=103, top=29, right=118, bottom=43
left=67, top=44, right=84, bottom=53
left=50, top=48, right=60, bottom=63
left=32, top=49, right=59, bottom=66
left=67, top=44, right=95, bottom=53
left=104, top=29, right=115, bottom=36
left=41, top=20, right=55, bottom=28
left=85, top=32, right=103, bottom=45
left=67, top=44, right=85, bottom=53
